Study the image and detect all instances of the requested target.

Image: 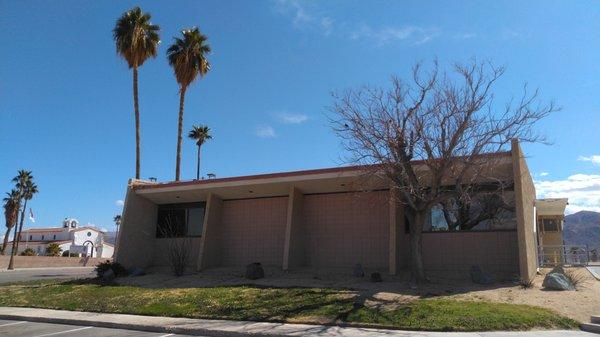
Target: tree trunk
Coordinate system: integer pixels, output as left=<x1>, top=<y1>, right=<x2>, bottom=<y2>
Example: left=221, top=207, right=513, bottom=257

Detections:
left=1, top=226, right=12, bottom=254
left=196, top=145, right=201, bottom=180
left=133, top=66, right=141, bottom=180
left=7, top=199, right=25, bottom=270
left=408, top=208, right=428, bottom=284
left=175, top=86, right=187, bottom=181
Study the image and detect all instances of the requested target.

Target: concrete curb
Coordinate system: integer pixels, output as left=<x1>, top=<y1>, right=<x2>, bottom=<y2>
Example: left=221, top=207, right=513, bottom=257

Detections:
left=0, top=307, right=589, bottom=337
left=0, top=307, right=449, bottom=337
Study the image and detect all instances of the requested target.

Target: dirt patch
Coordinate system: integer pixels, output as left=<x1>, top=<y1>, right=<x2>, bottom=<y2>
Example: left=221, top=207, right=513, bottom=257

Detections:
left=116, top=266, right=599, bottom=323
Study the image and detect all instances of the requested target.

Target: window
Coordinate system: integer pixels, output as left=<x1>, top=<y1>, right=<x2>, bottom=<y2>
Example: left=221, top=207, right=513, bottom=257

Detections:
left=87, top=232, right=92, bottom=237
left=29, top=235, right=32, bottom=240
left=41, top=235, right=44, bottom=240
left=53, top=235, right=56, bottom=240
left=156, top=202, right=206, bottom=238
left=542, top=218, right=559, bottom=232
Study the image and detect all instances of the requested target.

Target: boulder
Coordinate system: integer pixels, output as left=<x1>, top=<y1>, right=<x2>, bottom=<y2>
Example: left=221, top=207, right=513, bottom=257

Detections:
left=353, top=264, right=365, bottom=277
left=129, top=267, right=146, bottom=277
left=543, top=271, right=575, bottom=291
left=470, top=265, right=494, bottom=285
left=101, top=268, right=115, bottom=282
left=370, top=272, right=382, bottom=282
left=245, top=262, right=265, bottom=280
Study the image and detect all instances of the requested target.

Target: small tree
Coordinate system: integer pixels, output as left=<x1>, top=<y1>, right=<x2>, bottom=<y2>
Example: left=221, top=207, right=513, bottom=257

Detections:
left=330, top=60, right=556, bottom=283
left=46, top=243, right=62, bottom=256
left=158, top=215, right=191, bottom=276
left=20, top=248, right=36, bottom=256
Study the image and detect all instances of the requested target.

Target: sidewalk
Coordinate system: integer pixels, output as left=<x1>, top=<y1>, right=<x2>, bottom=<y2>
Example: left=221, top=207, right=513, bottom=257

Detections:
left=0, top=307, right=592, bottom=337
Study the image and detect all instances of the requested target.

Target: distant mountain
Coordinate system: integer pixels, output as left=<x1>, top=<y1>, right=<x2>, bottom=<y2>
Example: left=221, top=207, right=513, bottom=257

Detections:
left=103, top=231, right=117, bottom=245
left=563, top=211, right=600, bottom=249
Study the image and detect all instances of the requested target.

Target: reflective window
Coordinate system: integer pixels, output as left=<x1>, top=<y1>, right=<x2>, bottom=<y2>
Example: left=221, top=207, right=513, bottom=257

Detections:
left=156, top=202, right=206, bottom=238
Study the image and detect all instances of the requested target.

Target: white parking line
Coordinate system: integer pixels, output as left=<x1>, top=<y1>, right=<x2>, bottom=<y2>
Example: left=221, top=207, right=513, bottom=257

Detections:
left=158, top=334, right=175, bottom=337
left=33, top=326, right=93, bottom=337
left=0, top=321, right=27, bottom=327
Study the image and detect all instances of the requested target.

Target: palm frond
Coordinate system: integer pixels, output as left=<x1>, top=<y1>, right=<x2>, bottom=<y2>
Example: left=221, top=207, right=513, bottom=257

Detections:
left=166, top=27, right=211, bottom=88
left=113, top=7, right=161, bottom=68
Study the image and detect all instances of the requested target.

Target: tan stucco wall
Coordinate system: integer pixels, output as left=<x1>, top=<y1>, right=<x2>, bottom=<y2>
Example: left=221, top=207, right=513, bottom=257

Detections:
left=283, top=187, right=306, bottom=269
left=198, top=193, right=223, bottom=270
left=115, top=184, right=158, bottom=268
left=153, top=237, right=202, bottom=267
left=512, top=139, right=538, bottom=282
left=422, top=231, right=519, bottom=279
left=218, top=196, right=288, bottom=267
left=303, top=191, right=390, bottom=270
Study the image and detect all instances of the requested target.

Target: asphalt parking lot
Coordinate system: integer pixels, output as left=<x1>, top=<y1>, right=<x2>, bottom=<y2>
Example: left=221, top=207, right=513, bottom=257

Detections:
left=0, top=267, right=95, bottom=285
left=0, top=319, right=199, bottom=337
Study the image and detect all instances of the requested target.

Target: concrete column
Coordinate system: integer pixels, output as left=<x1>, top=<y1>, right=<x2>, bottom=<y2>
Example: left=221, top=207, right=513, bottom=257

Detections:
left=511, top=139, right=538, bottom=282
left=115, top=184, right=158, bottom=269
left=197, top=193, right=223, bottom=271
left=282, top=186, right=305, bottom=270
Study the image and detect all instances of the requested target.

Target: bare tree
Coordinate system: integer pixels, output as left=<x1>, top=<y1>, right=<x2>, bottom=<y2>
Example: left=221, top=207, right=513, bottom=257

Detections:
left=158, top=215, right=192, bottom=277
left=329, top=60, right=557, bottom=283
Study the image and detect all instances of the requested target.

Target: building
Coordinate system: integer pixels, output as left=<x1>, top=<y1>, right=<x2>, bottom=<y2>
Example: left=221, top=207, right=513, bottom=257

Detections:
left=116, top=140, right=543, bottom=281
left=535, top=198, right=570, bottom=265
left=5, top=218, right=114, bottom=258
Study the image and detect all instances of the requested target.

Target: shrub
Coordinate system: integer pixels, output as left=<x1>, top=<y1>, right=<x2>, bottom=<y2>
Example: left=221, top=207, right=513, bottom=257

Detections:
left=45, top=243, right=62, bottom=257
left=563, top=268, right=587, bottom=290
left=94, top=260, right=128, bottom=278
left=61, top=250, right=78, bottom=257
left=20, top=248, right=36, bottom=256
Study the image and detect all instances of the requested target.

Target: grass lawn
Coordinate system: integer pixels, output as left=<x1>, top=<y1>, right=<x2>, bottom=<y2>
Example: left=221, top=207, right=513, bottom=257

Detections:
left=0, top=280, right=578, bottom=332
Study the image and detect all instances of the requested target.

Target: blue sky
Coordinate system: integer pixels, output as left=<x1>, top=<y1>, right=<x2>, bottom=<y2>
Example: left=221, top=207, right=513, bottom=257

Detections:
left=1, top=0, right=600, bottom=232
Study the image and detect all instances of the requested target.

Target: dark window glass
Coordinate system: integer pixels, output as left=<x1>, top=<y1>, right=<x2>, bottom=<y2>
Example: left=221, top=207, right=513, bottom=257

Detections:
left=41, top=235, right=44, bottom=240
left=29, top=235, right=32, bottom=240
left=156, top=202, right=206, bottom=238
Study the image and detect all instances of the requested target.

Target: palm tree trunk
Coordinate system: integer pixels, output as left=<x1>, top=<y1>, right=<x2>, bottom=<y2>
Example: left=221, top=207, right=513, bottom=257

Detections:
left=1, top=226, right=12, bottom=254
left=175, top=86, right=187, bottom=181
left=133, top=66, right=141, bottom=180
left=196, top=145, right=201, bottom=180
left=13, top=199, right=28, bottom=253
left=7, top=200, right=25, bottom=270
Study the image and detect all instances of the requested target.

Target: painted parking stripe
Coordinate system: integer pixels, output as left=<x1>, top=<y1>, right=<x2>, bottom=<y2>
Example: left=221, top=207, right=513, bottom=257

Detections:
left=34, top=326, right=93, bottom=337
left=0, top=321, right=27, bottom=327
left=158, top=334, right=175, bottom=337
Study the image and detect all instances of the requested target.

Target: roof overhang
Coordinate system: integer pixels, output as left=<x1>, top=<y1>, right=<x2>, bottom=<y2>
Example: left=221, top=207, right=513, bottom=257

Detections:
left=535, top=198, right=569, bottom=216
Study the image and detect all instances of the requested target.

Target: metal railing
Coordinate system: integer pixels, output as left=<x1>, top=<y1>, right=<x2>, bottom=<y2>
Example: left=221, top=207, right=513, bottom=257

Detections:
left=538, top=245, right=599, bottom=267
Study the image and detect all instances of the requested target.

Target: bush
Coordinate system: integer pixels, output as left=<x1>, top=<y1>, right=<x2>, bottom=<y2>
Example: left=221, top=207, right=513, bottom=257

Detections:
left=94, top=260, right=127, bottom=278
left=20, top=248, right=36, bottom=256
left=563, top=268, right=587, bottom=290
left=45, top=243, right=62, bottom=257
left=61, top=250, right=78, bottom=257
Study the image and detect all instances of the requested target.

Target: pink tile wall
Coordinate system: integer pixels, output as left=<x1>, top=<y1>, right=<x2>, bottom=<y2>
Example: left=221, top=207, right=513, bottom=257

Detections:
left=219, top=197, right=288, bottom=266
left=303, top=191, right=390, bottom=270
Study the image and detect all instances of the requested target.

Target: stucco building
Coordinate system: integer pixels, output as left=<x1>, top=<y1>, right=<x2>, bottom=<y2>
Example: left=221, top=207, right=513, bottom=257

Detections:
left=5, top=218, right=114, bottom=258
left=116, top=140, right=540, bottom=281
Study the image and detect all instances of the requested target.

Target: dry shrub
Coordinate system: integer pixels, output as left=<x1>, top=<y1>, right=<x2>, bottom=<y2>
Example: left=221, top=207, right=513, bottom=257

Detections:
left=563, top=268, right=587, bottom=290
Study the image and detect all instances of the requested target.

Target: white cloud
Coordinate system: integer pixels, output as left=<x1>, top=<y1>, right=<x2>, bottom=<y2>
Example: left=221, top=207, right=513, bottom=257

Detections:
left=115, top=200, right=124, bottom=207
left=535, top=174, right=600, bottom=214
left=278, top=112, right=308, bottom=124
left=539, top=172, right=549, bottom=177
left=351, top=25, right=440, bottom=46
left=255, top=125, right=277, bottom=138
left=453, top=32, right=477, bottom=40
left=272, top=0, right=313, bottom=26
left=578, top=155, right=600, bottom=166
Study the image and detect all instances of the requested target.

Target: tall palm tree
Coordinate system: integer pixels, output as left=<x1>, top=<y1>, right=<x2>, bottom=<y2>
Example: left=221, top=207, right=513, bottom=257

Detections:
left=8, top=171, right=37, bottom=270
left=113, top=7, right=160, bottom=180
left=2, top=189, right=19, bottom=255
left=167, top=27, right=211, bottom=181
left=188, top=125, right=212, bottom=180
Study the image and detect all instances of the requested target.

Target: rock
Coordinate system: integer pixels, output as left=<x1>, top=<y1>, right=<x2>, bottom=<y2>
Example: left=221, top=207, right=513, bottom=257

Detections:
left=129, top=267, right=146, bottom=277
left=102, top=268, right=115, bottom=282
left=353, top=264, right=365, bottom=277
left=370, top=272, right=382, bottom=282
left=470, top=265, right=494, bottom=285
left=550, top=265, right=565, bottom=275
left=245, top=262, right=264, bottom=280
left=543, top=271, right=575, bottom=291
